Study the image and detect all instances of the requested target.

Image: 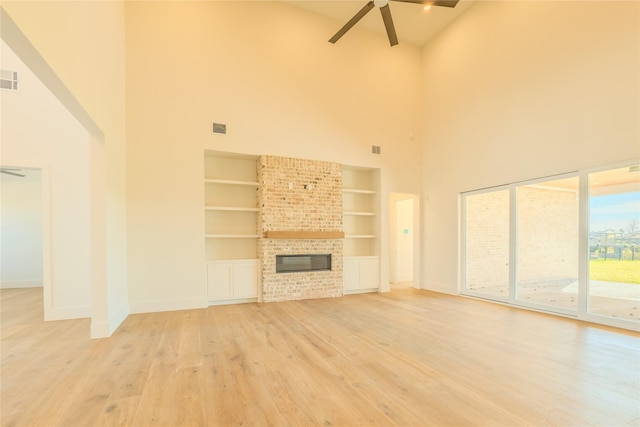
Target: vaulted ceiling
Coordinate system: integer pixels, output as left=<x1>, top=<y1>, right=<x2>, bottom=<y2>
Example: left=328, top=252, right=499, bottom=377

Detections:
left=284, top=0, right=474, bottom=46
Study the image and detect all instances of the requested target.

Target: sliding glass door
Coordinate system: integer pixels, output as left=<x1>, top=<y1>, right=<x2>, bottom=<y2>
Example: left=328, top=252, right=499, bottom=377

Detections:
left=462, top=163, right=639, bottom=330
left=588, top=166, right=640, bottom=322
left=463, top=188, right=510, bottom=301
left=515, top=177, right=579, bottom=314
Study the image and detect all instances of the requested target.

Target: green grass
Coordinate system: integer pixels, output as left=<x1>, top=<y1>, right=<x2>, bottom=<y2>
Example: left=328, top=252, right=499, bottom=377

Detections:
left=589, top=259, right=640, bottom=284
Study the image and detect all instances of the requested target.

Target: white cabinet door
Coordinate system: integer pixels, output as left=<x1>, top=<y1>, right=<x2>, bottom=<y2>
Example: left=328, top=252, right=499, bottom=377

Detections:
left=343, top=256, right=379, bottom=292
left=343, top=258, right=361, bottom=292
left=233, top=262, right=258, bottom=299
left=207, top=263, right=233, bottom=300
left=359, top=258, right=379, bottom=290
left=207, top=260, right=259, bottom=303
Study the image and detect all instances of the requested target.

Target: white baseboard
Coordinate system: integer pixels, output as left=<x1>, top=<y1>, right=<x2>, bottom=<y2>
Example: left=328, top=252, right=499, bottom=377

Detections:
left=45, top=305, right=91, bottom=321
left=91, top=321, right=111, bottom=338
left=1, top=280, right=43, bottom=289
left=344, top=288, right=378, bottom=295
left=129, top=296, right=207, bottom=314
left=422, top=281, right=457, bottom=295
left=91, top=305, right=129, bottom=338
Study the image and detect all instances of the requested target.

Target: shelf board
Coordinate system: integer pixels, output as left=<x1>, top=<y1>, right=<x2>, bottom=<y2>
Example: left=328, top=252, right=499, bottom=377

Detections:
left=264, top=231, right=345, bottom=239
left=343, top=211, right=375, bottom=216
left=343, top=188, right=375, bottom=194
left=345, top=234, right=376, bottom=239
left=205, top=234, right=260, bottom=239
left=205, top=206, right=259, bottom=212
left=204, top=178, right=259, bottom=187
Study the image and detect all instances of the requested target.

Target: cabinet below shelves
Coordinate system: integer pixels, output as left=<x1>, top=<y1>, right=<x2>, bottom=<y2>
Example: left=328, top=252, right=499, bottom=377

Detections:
left=343, top=256, right=379, bottom=294
left=206, top=259, right=259, bottom=305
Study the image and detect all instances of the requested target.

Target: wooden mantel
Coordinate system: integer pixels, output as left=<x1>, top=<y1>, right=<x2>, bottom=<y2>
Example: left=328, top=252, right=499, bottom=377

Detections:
left=263, top=231, right=345, bottom=239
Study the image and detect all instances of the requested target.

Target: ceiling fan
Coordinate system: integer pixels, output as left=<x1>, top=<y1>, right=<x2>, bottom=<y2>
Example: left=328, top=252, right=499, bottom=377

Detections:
left=0, top=168, right=25, bottom=177
left=329, top=0, right=460, bottom=46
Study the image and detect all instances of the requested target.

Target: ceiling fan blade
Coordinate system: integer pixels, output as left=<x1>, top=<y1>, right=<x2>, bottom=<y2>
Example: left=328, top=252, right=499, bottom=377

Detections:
left=391, top=0, right=460, bottom=7
left=379, top=4, right=398, bottom=47
left=0, top=169, right=25, bottom=177
left=329, top=1, right=375, bottom=43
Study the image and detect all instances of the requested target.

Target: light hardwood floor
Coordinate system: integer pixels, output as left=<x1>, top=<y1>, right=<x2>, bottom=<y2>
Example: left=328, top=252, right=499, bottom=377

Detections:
left=1, top=287, right=639, bottom=426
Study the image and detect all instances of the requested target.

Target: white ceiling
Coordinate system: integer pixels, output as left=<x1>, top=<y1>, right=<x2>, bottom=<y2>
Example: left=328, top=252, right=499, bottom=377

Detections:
left=284, top=0, right=474, bottom=46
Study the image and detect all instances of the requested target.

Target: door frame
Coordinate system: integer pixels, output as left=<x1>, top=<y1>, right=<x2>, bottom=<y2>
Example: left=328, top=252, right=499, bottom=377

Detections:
left=389, top=193, right=420, bottom=288
left=0, top=161, right=52, bottom=320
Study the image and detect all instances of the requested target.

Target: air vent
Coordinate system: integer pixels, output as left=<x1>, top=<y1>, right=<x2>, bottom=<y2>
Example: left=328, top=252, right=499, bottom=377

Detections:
left=372, top=145, right=381, bottom=155
left=213, top=122, right=227, bottom=134
left=0, top=69, right=19, bottom=91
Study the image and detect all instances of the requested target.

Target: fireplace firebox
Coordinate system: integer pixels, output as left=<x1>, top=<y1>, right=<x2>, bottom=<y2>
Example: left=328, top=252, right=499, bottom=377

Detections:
left=276, top=254, right=331, bottom=273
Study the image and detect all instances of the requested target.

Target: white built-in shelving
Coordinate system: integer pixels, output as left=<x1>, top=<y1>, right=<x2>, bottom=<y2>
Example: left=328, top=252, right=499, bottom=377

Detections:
left=204, top=151, right=260, bottom=304
left=342, top=166, right=380, bottom=293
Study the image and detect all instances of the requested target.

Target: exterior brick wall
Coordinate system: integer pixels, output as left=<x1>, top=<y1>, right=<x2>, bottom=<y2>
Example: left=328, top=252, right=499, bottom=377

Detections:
left=465, top=189, right=510, bottom=291
left=258, top=156, right=343, bottom=302
left=516, top=186, right=579, bottom=283
left=465, top=186, right=579, bottom=290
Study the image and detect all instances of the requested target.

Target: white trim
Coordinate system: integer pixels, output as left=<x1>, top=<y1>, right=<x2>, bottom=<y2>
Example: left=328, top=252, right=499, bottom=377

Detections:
left=578, top=169, right=590, bottom=318
left=129, top=297, right=207, bottom=314
left=424, top=281, right=457, bottom=295
left=46, top=305, right=91, bottom=320
left=90, top=306, right=130, bottom=338
left=90, top=321, right=111, bottom=338
left=208, top=297, right=258, bottom=306
left=508, top=185, right=517, bottom=305
left=344, top=288, right=378, bottom=295
left=204, top=178, right=258, bottom=186
left=0, top=280, right=42, bottom=288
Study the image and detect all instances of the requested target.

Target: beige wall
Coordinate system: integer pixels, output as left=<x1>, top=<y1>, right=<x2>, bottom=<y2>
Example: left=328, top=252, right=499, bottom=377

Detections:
left=2, top=1, right=128, bottom=334
left=125, top=1, right=423, bottom=311
left=421, top=1, right=640, bottom=294
left=1, top=41, right=90, bottom=317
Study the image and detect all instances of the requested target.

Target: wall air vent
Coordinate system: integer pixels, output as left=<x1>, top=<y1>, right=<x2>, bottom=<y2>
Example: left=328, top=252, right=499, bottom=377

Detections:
left=213, top=122, right=227, bottom=134
left=0, top=69, right=19, bottom=91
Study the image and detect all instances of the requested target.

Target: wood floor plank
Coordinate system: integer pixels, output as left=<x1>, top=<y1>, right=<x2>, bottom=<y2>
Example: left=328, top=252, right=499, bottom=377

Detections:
left=2, top=287, right=639, bottom=426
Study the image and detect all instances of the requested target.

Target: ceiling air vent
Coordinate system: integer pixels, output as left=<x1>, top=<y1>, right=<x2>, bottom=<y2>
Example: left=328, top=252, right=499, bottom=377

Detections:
left=0, top=69, right=19, bottom=91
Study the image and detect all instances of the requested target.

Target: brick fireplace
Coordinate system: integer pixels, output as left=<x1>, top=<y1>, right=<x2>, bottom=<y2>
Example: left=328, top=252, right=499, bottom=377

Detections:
left=257, top=156, right=343, bottom=302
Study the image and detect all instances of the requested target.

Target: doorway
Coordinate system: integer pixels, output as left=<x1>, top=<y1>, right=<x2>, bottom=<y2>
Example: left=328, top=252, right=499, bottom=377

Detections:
left=0, top=166, right=47, bottom=321
left=390, top=193, right=419, bottom=289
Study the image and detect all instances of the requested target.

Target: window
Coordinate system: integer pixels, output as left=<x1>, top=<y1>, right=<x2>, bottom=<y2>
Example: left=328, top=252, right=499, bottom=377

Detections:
left=463, top=189, right=510, bottom=300
left=515, top=177, right=579, bottom=313
left=462, top=162, right=639, bottom=330
left=588, top=166, right=640, bottom=322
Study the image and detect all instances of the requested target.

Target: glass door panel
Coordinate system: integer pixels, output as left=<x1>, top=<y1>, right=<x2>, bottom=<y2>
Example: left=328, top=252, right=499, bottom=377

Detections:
left=515, top=177, right=579, bottom=312
left=588, top=166, right=640, bottom=322
left=463, top=189, right=510, bottom=300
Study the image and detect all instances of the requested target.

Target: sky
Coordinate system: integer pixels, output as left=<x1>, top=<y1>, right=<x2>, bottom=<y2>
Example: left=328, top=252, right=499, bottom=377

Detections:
left=590, top=192, right=640, bottom=233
